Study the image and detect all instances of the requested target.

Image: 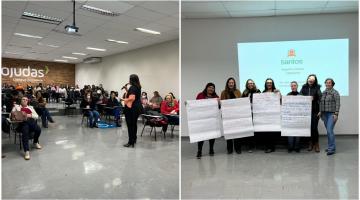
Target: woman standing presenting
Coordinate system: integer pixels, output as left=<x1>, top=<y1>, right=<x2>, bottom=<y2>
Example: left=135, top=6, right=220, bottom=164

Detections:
left=123, top=74, right=143, bottom=148
left=300, top=74, right=322, bottom=152
left=195, top=82, right=219, bottom=159
left=319, top=78, right=340, bottom=155
left=220, top=77, right=242, bottom=154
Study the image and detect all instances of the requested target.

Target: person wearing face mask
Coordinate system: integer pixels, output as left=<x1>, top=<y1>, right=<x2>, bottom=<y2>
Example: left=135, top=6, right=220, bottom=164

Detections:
left=220, top=77, right=242, bottom=154
left=241, top=79, right=261, bottom=153
left=11, top=96, right=42, bottom=160
left=318, top=78, right=340, bottom=156
left=287, top=81, right=301, bottom=153
left=195, top=82, right=219, bottom=159
left=122, top=74, right=144, bottom=148
left=80, top=91, right=100, bottom=128
left=300, top=74, right=322, bottom=153
left=262, top=78, right=281, bottom=153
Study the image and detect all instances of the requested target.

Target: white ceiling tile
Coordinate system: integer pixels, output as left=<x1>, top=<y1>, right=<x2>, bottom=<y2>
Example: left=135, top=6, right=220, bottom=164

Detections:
left=2, top=1, right=28, bottom=11
left=276, top=8, right=322, bottom=16
left=125, top=6, right=168, bottom=22
left=183, top=11, right=230, bottom=19
left=326, top=1, right=358, bottom=8
left=25, top=3, right=73, bottom=20
left=230, top=10, right=276, bottom=17
left=157, top=16, right=179, bottom=28
left=223, top=1, right=275, bottom=11
left=2, top=7, right=23, bottom=18
left=276, top=1, right=327, bottom=9
left=182, top=2, right=226, bottom=13
left=321, top=6, right=358, bottom=13
left=29, top=1, right=84, bottom=13
left=139, top=1, right=179, bottom=16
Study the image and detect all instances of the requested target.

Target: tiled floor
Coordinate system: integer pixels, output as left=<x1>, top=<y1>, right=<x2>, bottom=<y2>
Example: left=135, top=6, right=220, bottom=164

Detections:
left=181, top=136, right=358, bottom=199
left=2, top=115, right=179, bottom=199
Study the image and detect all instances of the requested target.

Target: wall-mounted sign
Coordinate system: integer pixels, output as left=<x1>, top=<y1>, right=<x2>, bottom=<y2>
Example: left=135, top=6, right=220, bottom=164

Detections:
left=2, top=58, right=75, bottom=86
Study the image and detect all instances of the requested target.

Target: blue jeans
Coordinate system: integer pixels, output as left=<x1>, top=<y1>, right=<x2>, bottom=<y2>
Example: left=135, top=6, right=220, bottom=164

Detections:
left=322, top=112, right=336, bottom=153
left=88, top=110, right=100, bottom=127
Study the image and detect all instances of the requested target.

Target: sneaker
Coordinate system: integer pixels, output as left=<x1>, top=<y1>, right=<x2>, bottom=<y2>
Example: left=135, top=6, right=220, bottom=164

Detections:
left=34, top=143, right=42, bottom=149
left=327, top=151, right=335, bottom=156
left=248, top=149, right=253, bottom=153
left=24, top=151, right=30, bottom=160
left=196, top=151, right=202, bottom=159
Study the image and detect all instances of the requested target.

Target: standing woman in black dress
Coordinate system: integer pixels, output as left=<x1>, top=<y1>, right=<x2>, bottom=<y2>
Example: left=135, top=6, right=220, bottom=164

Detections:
left=122, top=74, right=143, bottom=147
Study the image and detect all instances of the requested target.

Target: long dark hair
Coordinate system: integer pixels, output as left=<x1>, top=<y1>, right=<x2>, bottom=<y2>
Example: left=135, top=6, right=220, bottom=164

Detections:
left=243, top=79, right=258, bottom=95
left=263, top=78, right=276, bottom=92
left=304, top=74, right=320, bottom=88
left=129, top=74, right=141, bottom=89
left=225, top=77, right=237, bottom=93
left=202, top=82, right=217, bottom=97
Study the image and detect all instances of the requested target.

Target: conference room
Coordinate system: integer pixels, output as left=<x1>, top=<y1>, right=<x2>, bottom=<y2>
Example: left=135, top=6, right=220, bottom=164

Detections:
left=181, top=1, right=358, bottom=199
left=2, top=1, right=179, bottom=199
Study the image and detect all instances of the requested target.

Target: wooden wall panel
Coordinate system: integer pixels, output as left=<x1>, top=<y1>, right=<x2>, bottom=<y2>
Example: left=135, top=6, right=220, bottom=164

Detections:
left=1, top=58, right=75, bottom=87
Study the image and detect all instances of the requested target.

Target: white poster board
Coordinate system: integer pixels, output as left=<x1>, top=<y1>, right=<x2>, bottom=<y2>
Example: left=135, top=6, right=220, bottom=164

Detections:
left=252, top=93, right=281, bottom=132
left=186, top=98, right=222, bottom=143
left=281, top=96, right=312, bottom=137
left=221, top=98, right=254, bottom=139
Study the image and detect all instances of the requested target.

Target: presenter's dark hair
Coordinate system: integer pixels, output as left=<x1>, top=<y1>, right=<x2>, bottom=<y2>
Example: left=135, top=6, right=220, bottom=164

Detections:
left=290, top=81, right=298, bottom=86
left=325, top=78, right=335, bottom=86
left=263, top=78, right=276, bottom=92
left=225, top=77, right=237, bottom=92
left=202, top=82, right=218, bottom=97
left=305, top=74, right=320, bottom=87
left=129, top=74, right=141, bottom=89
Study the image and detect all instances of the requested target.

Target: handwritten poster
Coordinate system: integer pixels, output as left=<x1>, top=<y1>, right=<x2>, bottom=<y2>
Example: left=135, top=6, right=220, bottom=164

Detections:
left=221, top=98, right=254, bottom=139
left=281, top=96, right=312, bottom=136
left=252, top=93, right=281, bottom=132
left=186, top=99, right=222, bottom=143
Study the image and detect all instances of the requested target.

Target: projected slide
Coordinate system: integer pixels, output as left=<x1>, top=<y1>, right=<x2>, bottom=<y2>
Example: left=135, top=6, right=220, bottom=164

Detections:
left=237, top=39, right=349, bottom=96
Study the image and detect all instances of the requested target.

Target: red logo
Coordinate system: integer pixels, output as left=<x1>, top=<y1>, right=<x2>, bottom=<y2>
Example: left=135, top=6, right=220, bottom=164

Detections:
left=288, top=49, right=296, bottom=57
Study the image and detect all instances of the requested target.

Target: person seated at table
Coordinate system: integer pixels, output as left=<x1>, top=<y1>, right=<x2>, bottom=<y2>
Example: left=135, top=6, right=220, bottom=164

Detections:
left=31, top=91, right=55, bottom=128
left=11, top=96, right=42, bottom=160
left=106, top=91, right=122, bottom=127
left=80, top=92, right=100, bottom=128
left=160, top=94, right=179, bottom=127
left=149, top=91, right=163, bottom=111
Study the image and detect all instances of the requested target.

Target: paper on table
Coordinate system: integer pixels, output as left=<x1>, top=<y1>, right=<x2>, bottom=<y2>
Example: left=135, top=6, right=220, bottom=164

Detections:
left=221, top=98, right=254, bottom=139
left=252, top=93, right=281, bottom=132
left=281, top=96, right=312, bottom=137
left=186, top=98, right=222, bottom=143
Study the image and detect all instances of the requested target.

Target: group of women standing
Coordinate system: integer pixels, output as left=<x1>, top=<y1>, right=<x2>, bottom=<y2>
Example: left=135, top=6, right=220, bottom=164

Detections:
left=195, top=74, right=340, bottom=159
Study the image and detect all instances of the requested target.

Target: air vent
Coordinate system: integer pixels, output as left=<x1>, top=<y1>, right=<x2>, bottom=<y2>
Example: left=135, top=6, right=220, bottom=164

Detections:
left=83, top=57, right=102, bottom=64
left=22, top=11, right=63, bottom=25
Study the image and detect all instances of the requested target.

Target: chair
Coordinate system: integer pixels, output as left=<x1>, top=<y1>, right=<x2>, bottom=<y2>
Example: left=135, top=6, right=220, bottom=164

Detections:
left=140, top=114, right=167, bottom=141
left=81, top=109, right=90, bottom=127
left=64, top=98, right=76, bottom=115
left=7, top=118, right=33, bottom=150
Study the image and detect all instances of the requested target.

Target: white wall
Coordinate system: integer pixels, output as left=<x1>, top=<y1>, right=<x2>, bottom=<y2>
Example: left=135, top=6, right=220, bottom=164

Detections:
left=76, top=40, right=179, bottom=99
left=182, top=13, right=358, bottom=136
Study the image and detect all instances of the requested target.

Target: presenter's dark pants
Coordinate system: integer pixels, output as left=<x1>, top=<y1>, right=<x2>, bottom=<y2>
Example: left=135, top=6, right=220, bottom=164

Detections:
left=261, top=132, right=280, bottom=151
left=198, top=139, right=215, bottom=153
left=310, top=112, right=319, bottom=144
left=125, top=109, right=140, bottom=145
left=227, top=139, right=241, bottom=153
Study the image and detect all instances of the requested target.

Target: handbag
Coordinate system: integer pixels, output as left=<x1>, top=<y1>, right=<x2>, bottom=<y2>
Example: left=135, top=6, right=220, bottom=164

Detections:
left=11, top=111, right=26, bottom=121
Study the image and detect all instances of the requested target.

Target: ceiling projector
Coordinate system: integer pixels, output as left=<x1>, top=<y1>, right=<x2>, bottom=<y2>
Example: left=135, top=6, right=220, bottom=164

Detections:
left=65, top=25, right=79, bottom=33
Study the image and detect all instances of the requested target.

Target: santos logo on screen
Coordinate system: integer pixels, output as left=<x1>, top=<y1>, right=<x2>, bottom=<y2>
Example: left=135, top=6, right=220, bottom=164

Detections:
left=237, top=39, right=349, bottom=96
left=281, top=49, right=303, bottom=65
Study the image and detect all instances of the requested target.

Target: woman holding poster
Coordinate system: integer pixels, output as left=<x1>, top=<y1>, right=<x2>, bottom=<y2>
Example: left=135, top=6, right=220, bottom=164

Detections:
left=241, top=79, right=261, bottom=152
left=262, top=78, right=281, bottom=153
left=195, top=82, right=219, bottom=159
left=319, top=78, right=340, bottom=156
left=300, top=74, right=322, bottom=153
left=220, top=77, right=242, bottom=154
left=287, top=81, right=301, bottom=153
